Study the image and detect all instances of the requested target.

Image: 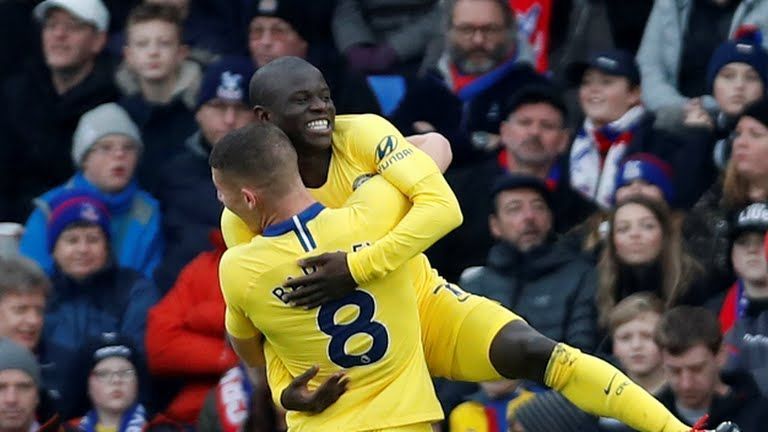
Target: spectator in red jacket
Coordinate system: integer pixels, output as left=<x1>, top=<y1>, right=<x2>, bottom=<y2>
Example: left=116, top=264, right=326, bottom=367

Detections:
left=145, top=230, right=238, bottom=426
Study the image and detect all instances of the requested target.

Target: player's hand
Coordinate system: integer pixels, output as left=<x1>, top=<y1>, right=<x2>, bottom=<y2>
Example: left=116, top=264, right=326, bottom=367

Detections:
left=280, top=365, right=349, bottom=413
left=283, top=252, right=357, bottom=308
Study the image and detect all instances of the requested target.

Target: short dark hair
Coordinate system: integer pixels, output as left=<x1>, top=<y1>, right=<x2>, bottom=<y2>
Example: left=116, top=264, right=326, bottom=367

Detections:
left=0, top=256, right=50, bottom=299
left=503, top=84, right=568, bottom=124
left=490, top=174, right=552, bottom=215
left=125, top=3, right=184, bottom=41
left=209, top=122, right=299, bottom=194
left=655, top=306, right=722, bottom=356
left=249, top=56, right=317, bottom=107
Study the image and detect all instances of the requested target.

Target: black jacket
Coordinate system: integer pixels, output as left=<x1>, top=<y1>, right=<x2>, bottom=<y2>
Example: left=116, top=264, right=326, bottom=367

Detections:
left=390, top=60, right=547, bottom=165
left=153, top=132, right=222, bottom=292
left=425, top=154, right=596, bottom=282
left=119, top=94, right=197, bottom=196
left=725, top=298, right=768, bottom=397
left=461, top=239, right=598, bottom=351
left=657, top=371, right=768, bottom=432
left=0, top=58, right=119, bottom=222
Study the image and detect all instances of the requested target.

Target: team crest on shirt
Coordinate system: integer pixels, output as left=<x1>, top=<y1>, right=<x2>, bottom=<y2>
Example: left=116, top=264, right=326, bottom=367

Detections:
left=375, top=136, right=398, bottom=162
left=353, top=173, right=376, bottom=190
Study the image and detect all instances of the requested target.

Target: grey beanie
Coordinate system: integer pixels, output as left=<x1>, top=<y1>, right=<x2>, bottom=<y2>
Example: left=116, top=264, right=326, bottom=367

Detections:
left=0, top=338, right=41, bottom=385
left=72, top=103, right=142, bottom=166
left=514, top=392, right=600, bottom=432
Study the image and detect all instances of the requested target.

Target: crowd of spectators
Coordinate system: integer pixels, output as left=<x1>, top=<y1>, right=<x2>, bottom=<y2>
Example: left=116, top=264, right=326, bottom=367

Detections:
left=1, top=0, right=768, bottom=431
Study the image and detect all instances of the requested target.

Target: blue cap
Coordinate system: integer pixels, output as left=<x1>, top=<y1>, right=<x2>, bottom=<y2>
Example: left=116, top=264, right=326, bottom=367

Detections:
left=196, top=56, right=256, bottom=111
left=47, top=190, right=111, bottom=252
left=707, top=26, right=768, bottom=92
left=568, top=50, right=641, bottom=87
left=614, top=153, right=675, bottom=205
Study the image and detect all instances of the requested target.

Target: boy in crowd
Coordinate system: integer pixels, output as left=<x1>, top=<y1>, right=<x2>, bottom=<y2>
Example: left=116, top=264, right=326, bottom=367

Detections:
left=119, top=2, right=200, bottom=194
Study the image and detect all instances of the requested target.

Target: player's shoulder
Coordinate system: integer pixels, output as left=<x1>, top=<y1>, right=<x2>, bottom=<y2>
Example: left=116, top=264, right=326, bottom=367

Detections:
left=219, top=238, right=272, bottom=280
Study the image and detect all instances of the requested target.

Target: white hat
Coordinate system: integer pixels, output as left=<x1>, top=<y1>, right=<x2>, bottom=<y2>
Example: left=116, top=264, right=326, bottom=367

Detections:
left=72, top=103, right=142, bottom=166
left=34, top=0, right=110, bottom=32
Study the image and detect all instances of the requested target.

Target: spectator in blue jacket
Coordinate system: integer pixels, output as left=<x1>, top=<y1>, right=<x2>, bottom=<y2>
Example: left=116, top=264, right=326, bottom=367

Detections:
left=19, top=103, right=163, bottom=280
left=38, top=191, right=160, bottom=420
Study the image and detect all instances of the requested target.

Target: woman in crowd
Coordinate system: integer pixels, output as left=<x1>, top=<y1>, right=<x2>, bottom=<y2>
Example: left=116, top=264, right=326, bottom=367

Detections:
left=597, top=196, right=706, bottom=328
left=685, top=97, right=768, bottom=292
left=38, top=190, right=160, bottom=420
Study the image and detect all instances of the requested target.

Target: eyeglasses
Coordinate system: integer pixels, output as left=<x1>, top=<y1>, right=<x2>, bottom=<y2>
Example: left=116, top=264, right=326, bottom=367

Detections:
left=91, top=368, right=136, bottom=383
left=451, top=24, right=506, bottom=39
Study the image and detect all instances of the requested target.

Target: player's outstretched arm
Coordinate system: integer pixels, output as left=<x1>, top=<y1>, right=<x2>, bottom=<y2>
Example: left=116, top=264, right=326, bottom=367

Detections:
left=219, top=132, right=450, bottom=250
left=405, top=132, right=452, bottom=173
left=284, top=117, right=462, bottom=307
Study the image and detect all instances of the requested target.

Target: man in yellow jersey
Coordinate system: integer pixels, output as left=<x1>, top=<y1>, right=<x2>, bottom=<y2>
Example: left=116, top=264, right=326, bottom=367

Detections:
left=221, top=56, right=738, bottom=432
left=212, top=122, right=443, bottom=431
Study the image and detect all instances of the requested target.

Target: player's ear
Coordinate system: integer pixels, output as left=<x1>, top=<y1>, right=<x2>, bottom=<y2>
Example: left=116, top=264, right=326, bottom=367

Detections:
left=241, top=187, right=259, bottom=209
left=253, top=105, right=271, bottom=122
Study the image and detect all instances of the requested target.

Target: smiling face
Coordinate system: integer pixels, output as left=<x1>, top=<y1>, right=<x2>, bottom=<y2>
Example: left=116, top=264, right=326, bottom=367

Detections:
left=579, top=69, right=641, bottom=127
left=52, top=225, right=108, bottom=280
left=0, top=293, right=45, bottom=351
left=256, top=65, right=336, bottom=151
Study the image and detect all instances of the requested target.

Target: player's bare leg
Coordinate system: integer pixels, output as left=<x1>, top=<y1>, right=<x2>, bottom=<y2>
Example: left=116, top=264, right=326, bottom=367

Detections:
left=487, top=321, right=738, bottom=432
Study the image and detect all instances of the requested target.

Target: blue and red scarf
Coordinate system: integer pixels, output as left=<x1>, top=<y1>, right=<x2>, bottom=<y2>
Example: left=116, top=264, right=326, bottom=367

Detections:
left=77, top=404, right=146, bottom=432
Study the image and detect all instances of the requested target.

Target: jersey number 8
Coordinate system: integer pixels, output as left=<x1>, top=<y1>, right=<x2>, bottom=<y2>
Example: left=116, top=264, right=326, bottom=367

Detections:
left=317, top=290, right=389, bottom=368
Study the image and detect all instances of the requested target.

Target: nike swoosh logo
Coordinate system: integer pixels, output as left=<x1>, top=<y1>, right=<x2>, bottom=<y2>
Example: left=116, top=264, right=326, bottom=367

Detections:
left=604, top=373, right=618, bottom=395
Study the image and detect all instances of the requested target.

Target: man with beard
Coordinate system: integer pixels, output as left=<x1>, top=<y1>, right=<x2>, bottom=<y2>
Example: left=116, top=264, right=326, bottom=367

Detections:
left=426, top=84, right=595, bottom=282
left=390, top=0, right=547, bottom=166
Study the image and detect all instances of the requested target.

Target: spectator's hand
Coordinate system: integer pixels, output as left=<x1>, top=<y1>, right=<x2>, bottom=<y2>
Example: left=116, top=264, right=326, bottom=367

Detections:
left=345, top=44, right=398, bottom=73
left=280, top=365, right=349, bottom=413
left=684, top=98, right=714, bottom=129
left=282, top=252, right=357, bottom=308
left=413, top=121, right=436, bottom=133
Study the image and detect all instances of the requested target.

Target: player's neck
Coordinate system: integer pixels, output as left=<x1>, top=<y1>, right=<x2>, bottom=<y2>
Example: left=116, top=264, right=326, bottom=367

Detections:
left=261, top=188, right=318, bottom=231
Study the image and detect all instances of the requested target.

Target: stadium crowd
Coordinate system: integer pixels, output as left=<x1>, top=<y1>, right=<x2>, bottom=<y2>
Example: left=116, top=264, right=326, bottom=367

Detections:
left=0, top=0, right=767, bottom=430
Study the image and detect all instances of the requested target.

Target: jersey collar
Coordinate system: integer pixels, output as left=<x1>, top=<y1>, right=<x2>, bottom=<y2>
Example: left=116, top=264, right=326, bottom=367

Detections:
left=263, top=202, right=325, bottom=237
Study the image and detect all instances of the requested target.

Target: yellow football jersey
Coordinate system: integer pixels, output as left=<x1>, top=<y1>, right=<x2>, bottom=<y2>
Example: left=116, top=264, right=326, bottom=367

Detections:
left=220, top=176, right=443, bottom=431
left=221, top=113, right=457, bottom=287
